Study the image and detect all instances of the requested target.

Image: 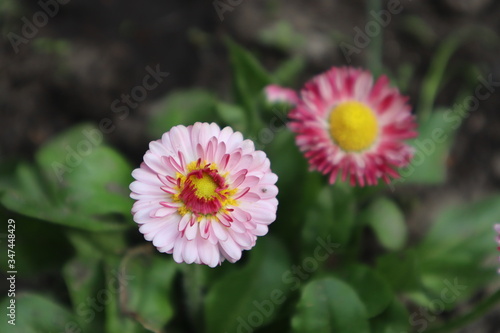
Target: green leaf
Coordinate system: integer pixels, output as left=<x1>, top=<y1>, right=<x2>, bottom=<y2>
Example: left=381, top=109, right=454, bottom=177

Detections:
left=416, top=195, right=500, bottom=303
left=226, top=38, right=272, bottom=131
left=121, top=247, right=178, bottom=332
left=364, top=197, right=408, bottom=251
left=103, top=256, right=148, bottom=333
left=291, top=277, right=370, bottom=333
left=1, top=124, right=134, bottom=231
left=148, top=89, right=216, bottom=138
left=339, top=264, right=393, bottom=318
left=226, top=38, right=272, bottom=102
left=1, top=163, right=129, bottom=231
left=38, top=141, right=133, bottom=216
left=370, top=298, right=410, bottom=333
left=205, top=237, right=291, bottom=333
left=63, top=255, right=104, bottom=332
left=391, top=110, right=457, bottom=187
left=215, top=102, right=247, bottom=133
left=302, top=182, right=355, bottom=252
left=0, top=293, right=81, bottom=333
left=63, top=255, right=102, bottom=310
left=375, top=249, right=421, bottom=292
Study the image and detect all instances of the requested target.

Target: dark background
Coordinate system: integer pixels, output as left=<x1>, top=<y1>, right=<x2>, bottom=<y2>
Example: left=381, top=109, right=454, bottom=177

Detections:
left=1, top=0, right=500, bottom=331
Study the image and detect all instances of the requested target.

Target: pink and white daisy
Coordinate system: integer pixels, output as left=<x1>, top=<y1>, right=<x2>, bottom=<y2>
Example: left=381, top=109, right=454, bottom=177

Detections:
left=268, top=67, right=417, bottom=186
left=130, top=123, right=278, bottom=267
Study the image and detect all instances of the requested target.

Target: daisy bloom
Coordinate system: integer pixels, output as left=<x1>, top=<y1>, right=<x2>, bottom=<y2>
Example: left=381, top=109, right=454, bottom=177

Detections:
left=130, top=123, right=278, bottom=267
left=266, top=67, right=417, bottom=186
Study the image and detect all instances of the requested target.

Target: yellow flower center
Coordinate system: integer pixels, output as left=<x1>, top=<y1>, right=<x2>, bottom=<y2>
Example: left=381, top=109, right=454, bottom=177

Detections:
left=172, top=160, right=239, bottom=217
left=329, top=101, right=379, bottom=152
left=190, top=172, right=218, bottom=199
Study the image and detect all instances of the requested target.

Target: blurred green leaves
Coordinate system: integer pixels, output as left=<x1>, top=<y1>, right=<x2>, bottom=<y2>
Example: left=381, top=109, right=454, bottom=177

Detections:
left=205, top=237, right=291, bottom=333
left=0, top=35, right=498, bottom=333
left=1, top=124, right=133, bottom=231
left=0, top=293, right=81, bottom=333
left=363, top=197, right=407, bottom=251
left=291, top=277, right=370, bottom=333
left=416, top=195, right=500, bottom=305
left=120, top=249, right=178, bottom=332
left=339, top=264, right=393, bottom=319
left=396, top=110, right=457, bottom=186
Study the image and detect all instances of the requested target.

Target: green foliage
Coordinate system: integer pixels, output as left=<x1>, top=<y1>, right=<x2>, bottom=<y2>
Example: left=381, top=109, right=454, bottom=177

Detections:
left=0, top=293, right=80, bottom=333
left=415, top=195, right=500, bottom=306
left=2, top=34, right=499, bottom=333
left=395, top=109, right=457, bottom=186
left=338, top=264, right=394, bottom=318
left=120, top=249, right=178, bottom=331
left=205, top=237, right=291, bottom=333
left=226, top=38, right=272, bottom=133
left=363, top=197, right=408, bottom=251
left=291, top=277, right=370, bottom=333
left=370, top=298, right=411, bottom=333
left=1, top=124, right=133, bottom=231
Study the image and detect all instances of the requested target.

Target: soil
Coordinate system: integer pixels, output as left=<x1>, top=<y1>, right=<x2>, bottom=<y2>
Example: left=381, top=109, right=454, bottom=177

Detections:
left=1, top=0, right=500, bottom=331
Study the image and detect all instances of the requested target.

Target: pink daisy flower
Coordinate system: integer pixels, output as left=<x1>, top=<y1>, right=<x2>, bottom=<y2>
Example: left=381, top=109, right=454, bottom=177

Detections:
left=267, top=67, right=417, bottom=186
left=130, top=122, right=278, bottom=267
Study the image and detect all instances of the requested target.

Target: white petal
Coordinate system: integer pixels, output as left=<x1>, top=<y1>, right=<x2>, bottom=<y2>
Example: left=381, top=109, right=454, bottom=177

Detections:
left=211, top=221, right=228, bottom=241
left=184, top=221, right=198, bottom=240
left=219, top=236, right=242, bottom=262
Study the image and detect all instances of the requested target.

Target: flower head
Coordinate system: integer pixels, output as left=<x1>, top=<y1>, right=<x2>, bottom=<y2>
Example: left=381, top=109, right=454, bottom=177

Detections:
left=274, top=67, right=417, bottom=186
left=130, top=123, right=278, bottom=267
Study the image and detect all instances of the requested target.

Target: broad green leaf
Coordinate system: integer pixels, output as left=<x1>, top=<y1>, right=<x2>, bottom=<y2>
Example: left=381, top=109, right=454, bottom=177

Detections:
left=390, top=110, right=456, bottom=187
left=216, top=102, right=247, bottom=133
left=63, top=255, right=104, bottom=332
left=38, top=142, right=133, bottom=216
left=148, top=89, right=216, bottom=138
left=375, top=249, right=421, bottom=292
left=291, top=277, right=369, bottom=333
left=364, top=197, right=407, bottom=251
left=1, top=163, right=128, bottom=231
left=416, top=195, right=500, bottom=303
left=1, top=125, right=134, bottom=231
left=121, top=248, right=177, bottom=332
left=0, top=293, right=80, bottom=333
left=370, top=298, right=410, bottom=333
left=302, top=182, right=355, bottom=252
left=103, top=256, right=149, bottom=333
left=205, top=237, right=291, bottom=333
left=339, top=264, right=393, bottom=318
